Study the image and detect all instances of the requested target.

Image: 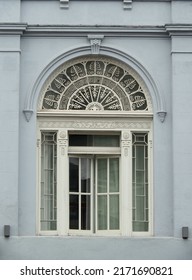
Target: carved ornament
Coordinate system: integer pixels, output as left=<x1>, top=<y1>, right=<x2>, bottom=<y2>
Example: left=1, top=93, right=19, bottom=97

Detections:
left=39, top=56, right=152, bottom=114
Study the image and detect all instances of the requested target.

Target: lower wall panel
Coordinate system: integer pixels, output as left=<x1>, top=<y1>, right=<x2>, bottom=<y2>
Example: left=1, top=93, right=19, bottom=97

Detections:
left=0, top=237, right=191, bottom=260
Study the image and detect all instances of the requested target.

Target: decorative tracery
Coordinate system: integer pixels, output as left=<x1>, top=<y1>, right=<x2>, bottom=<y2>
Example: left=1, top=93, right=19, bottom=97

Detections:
left=40, top=57, right=152, bottom=112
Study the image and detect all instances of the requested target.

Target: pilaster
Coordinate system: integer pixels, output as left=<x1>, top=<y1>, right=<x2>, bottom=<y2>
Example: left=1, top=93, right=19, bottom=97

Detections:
left=167, top=24, right=192, bottom=239
left=121, top=130, right=132, bottom=236
left=57, top=130, right=69, bottom=235
left=0, top=22, right=25, bottom=236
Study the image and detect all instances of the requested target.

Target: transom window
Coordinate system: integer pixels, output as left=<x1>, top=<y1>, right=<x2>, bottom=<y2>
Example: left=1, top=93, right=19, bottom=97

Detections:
left=38, top=56, right=152, bottom=113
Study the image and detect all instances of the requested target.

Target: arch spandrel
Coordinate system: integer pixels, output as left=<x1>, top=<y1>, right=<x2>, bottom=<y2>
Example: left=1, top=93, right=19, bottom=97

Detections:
left=38, top=56, right=153, bottom=113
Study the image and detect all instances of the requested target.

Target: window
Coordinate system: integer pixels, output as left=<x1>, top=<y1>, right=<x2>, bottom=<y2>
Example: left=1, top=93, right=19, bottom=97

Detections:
left=38, top=129, right=152, bottom=236
left=37, top=55, right=153, bottom=236
left=40, top=132, right=57, bottom=231
left=69, top=156, right=120, bottom=232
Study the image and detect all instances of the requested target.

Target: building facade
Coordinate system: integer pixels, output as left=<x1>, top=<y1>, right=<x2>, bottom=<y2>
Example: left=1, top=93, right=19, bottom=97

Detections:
left=0, top=0, right=192, bottom=259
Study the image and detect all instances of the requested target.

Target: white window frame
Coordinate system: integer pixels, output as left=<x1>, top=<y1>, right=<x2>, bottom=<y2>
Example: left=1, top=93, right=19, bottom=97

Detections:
left=36, top=113, right=153, bottom=237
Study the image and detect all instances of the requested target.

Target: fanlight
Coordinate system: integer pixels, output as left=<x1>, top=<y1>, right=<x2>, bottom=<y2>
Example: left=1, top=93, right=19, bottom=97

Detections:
left=40, top=57, right=152, bottom=112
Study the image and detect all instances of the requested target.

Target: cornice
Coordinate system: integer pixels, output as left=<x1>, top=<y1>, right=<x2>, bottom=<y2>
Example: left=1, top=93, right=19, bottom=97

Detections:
left=165, top=24, right=192, bottom=36
left=2, top=23, right=192, bottom=37
left=37, top=111, right=153, bottom=119
left=23, top=25, right=168, bottom=38
left=6, top=23, right=191, bottom=38
left=0, top=23, right=27, bottom=35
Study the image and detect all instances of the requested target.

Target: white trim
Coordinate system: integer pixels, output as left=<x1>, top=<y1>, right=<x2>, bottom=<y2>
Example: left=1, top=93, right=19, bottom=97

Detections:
left=36, top=131, right=41, bottom=235
left=37, top=116, right=153, bottom=237
left=131, top=130, right=153, bottom=236
left=68, top=147, right=121, bottom=155
left=37, top=111, right=153, bottom=118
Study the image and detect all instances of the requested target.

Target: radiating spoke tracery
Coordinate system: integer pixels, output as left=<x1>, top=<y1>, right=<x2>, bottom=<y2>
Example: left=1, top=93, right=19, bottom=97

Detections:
left=40, top=57, right=151, bottom=112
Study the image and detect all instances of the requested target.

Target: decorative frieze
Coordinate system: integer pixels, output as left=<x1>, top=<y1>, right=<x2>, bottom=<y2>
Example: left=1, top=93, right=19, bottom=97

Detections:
left=39, top=120, right=151, bottom=130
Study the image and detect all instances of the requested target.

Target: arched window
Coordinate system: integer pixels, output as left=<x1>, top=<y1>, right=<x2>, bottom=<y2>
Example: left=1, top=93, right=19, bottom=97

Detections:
left=38, top=56, right=152, bottom=112
left=37, top=55, right=153, bottom=236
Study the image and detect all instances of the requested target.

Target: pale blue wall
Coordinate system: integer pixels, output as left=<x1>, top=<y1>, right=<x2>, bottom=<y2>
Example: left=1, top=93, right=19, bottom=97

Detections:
left=0, top=0, right=192, bottom=260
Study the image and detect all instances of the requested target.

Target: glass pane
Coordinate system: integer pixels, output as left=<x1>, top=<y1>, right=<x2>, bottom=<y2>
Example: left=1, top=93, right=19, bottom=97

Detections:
left=97, top=195, right=107, bottom=230
left=93, top=135, right=119, bottom=147
left=109, top=195, right=119, bottom=230
left=132, top=183, right=136, bottom=208
left=69, top=135, right=92, bottom=146
left=69, top=195, right=79, bottom=229
left=133, top=221, right=148, bottom=232
left=145, top=159, right=148, bottom=183
left=97, top=159, right=107, bottom=193
left=109, top=158, right=119, bottom=192
left=136, top=183, right=145, bottom=196
left=136, top=171, right=144, bottom=184
left=81, top=158, right=91, bottom=193
left=136, top=196, right=145, bottom=221
left=81, top=195, right=91, bottom=230
left=136, top=146, right=144, bottom=170
left=69, top=158, right=79, bottom=192
left=69, top=134, right=119, bottom=147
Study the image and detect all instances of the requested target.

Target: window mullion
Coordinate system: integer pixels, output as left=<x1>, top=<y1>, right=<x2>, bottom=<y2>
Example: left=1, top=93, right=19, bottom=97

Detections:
left=79, top=158, right=81, bottom=230
left=107, top=158, right=110, bottom=230
left=93, top=157, right=96, bottom=234
left=148, top=131, right=153, bottom=235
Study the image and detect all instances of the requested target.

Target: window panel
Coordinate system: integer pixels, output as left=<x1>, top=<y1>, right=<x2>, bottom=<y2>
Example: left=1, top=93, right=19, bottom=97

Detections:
left=69, top=157, right=79, bottom=192
left=40, top=132, right=57, bottom=231
left=136, top=146, right=144, bottom=170
left=132, top=133, right=149, bottom=232
left=81, top=195, right=91, bottom=230
left=133, top=221, right=148, bottom=232
left=81, top=158, right=91, bottom=193
left=97, top=195, right=107, bottom=230
left=97, top=159, right=107, bottom=193
left=109, top=195, right=119, bottom=230
left=109, top=158, right=119, bottom=192
left=69, top=134, right=120, bottom=147
left=69, top=157, right=92, bottom=231
left=69, top=194, right=79, bottom=229
left=97, top=157, right=120, bottom=231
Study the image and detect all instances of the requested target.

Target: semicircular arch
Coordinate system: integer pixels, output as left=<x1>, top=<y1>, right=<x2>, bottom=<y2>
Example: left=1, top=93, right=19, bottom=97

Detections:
left=38, top=55, right=152, bottom=113
left=23, top=46, right=166, bottom=121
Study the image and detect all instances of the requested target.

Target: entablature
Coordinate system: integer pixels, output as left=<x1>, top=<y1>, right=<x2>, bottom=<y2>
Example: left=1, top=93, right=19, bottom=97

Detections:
left=2, top=23, right=192, bottom=38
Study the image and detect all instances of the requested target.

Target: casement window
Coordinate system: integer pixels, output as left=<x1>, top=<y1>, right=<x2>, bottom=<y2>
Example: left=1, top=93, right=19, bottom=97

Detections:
left=37, top=56, right=153, bottom=236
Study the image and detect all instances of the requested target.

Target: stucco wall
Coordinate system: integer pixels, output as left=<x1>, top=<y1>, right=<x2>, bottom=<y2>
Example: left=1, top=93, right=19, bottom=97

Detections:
left=0, top=0, right=192, bottom=260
